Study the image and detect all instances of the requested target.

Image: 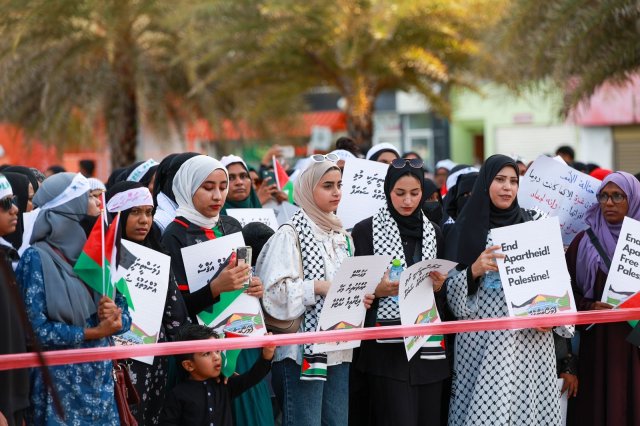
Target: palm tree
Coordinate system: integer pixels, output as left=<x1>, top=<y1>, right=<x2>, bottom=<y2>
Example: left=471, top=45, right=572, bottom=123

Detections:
left=484, top=0, right=640, bottom=114
left=0, top=0, right=191, bottom=167
left=179, top=0, right=498, bottom=150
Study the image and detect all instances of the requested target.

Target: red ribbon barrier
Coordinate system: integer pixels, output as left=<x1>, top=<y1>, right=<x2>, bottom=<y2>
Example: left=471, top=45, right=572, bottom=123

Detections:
left=1, top=308, right=639, bottom=371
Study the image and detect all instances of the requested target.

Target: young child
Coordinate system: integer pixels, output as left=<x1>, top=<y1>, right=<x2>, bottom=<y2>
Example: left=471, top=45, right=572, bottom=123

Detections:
left=160, top=324, right=275, bottom=426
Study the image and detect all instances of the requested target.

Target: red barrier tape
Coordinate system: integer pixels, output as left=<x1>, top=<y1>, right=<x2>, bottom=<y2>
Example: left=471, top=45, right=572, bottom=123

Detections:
left=1, top=308, right=639, bottom=371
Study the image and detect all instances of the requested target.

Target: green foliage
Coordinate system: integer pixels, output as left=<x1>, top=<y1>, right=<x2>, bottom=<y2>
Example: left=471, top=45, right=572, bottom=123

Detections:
left=179, top=0, right=497, bottom=148
left=485, top=0, right=640, bottom=115
left=0, top=0, right=191, bottom=166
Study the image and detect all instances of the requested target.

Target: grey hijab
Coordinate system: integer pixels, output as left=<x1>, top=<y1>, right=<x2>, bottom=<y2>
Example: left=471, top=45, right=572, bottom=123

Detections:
left=31, top=173, right=96, bottom=326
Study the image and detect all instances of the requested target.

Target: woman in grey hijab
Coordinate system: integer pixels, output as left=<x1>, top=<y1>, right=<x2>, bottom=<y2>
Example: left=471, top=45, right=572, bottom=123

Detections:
left=15, top=172, right=131, bottom=426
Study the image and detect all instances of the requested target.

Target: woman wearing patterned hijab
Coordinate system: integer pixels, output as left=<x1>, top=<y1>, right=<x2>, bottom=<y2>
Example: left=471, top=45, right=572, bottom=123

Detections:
left=566, top=171, right=640, bottom=426
left=105, top=181, right=189, bottom=425
left=444, top=155, right=572, bottom=426
left=161, top=155, right=261, bottom=322
left=15, top=173, right=131, bottom=425
left=257, top=157, right=373, bottom=426
left=350, top=158, right=448, bottom=426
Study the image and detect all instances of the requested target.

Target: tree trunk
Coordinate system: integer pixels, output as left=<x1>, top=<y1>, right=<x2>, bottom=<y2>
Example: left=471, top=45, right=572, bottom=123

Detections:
left=343, top=75, right=376, bottom=153
left=108, top=49, right=138, bottom=169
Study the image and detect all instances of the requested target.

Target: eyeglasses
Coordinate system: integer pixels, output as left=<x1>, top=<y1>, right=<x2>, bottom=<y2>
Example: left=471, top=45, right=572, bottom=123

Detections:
left=597, top=192, right=627, bottom=204
left=311, top=153, right=339, bottom=163
left=0, top=195, right=17, bottom=211
left=391, top=158, right=424, bottom=169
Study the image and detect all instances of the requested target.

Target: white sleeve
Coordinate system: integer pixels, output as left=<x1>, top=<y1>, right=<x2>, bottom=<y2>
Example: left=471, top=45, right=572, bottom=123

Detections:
left=256, top=226, right=316, bottom=321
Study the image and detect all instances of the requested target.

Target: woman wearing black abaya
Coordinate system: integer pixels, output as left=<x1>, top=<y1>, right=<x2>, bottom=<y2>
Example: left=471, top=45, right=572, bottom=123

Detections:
left=350, top=158, right=448, bottom=426
left=445, top=155, right=572, bottom=426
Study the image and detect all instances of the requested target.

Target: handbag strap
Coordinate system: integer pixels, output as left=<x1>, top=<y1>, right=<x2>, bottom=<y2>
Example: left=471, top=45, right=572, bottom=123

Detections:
left=586, top=227, right=612, bottom=269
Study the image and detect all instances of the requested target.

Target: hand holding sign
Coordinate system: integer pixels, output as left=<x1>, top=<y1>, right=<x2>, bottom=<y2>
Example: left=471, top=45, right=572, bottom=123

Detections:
left=471, top=245, right=505, bottom=280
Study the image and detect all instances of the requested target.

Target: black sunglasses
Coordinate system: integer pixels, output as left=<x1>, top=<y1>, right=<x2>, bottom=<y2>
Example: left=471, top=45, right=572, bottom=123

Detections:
left=0, top=195, right=17, bottom=211
left=391, top=158, right=424, bottom=169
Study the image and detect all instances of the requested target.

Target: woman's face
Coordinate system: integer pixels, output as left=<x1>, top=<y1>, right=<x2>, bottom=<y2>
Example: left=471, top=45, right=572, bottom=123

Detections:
left=226, top=163, right=252, bottom=202
left=192, top=169, right=228, bottom=218
left=87, top=192, right=101, bottom=216
left=376, top=151, right=399, bottom=165
left=125, top=205, right=153, bottom=242
left=599, top=182, right=628, bottom=225
left=489, top=166, right=519, bottom=210
left=26, top=182, right=34, bottom=212
left=0, top=196, right=18, bottom=236
left=312, top=169, right=342, bottom=214
left=390, top=175, right=422, bottom=216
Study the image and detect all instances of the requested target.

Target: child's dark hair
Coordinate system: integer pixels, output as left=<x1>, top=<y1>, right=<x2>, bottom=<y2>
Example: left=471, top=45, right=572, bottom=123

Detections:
left=175, top=324, right=220, bottom=367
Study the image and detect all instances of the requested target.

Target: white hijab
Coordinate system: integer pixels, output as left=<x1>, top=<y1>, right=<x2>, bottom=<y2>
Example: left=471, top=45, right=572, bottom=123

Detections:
left=172, top=155, right=228, bottom=228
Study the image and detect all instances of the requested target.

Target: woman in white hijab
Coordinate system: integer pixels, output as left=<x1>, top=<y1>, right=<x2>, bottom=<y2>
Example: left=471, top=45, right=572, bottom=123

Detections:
left=161, top=154, right=263, bottom=322
left=256, top=157, right=374, bottom=426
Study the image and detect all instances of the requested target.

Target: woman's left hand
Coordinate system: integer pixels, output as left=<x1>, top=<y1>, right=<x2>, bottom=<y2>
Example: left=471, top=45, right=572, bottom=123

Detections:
left=246, top=276, right=264, bottom=298
left=363, top=293, right=375, bottom=310
left=98, top=296, right=118, bottom=321
left=430, top=271, right=446, bottom=293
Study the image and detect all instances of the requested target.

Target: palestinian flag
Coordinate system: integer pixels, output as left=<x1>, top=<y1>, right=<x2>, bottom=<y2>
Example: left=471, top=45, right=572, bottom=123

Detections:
left=273, top=156, right=294, bottom=203
left=619, top=291, right=640, bottom=327
left=74, top=212, right=134, bottom=310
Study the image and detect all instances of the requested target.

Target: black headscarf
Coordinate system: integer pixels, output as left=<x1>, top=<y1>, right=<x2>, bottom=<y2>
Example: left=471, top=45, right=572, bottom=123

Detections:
left=384, top=161, right=427, bottom=238
left=241, top=222, right=275, bottom=267
left=445, top=154, right=528, bottom=266
left=422, top=178, right=444, bottom=224
left=445, top=172, right=478, bottom=220
left=162, top=152, right=200, bottom=203
left=106, top=167, right=127, bottom=190
left=3, top=172, right=29, bottom=249
left=105, top=181, right=163, bottom=252
left=121, top=161, right=158, bottom=188
left=4, top=166, right=39, bottom=193
left=152, top=153, right=179, bottom=204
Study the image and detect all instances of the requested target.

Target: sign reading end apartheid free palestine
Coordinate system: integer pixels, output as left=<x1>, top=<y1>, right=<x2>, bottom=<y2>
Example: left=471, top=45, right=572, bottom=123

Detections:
left=112, top=240, right=170, bottom=365
left=491, top=217, right=576, bottom=318
left=602, top=216, right=640, bottom=306
left=313, top=255, right=392, bottom=354
left=399, top=259, right=457, bottom=361
left=337, top=158, right=389, bottom=230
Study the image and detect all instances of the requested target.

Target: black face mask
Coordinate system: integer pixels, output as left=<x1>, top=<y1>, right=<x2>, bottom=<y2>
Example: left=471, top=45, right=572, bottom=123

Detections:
left=422, top=201, right=443, bottom=224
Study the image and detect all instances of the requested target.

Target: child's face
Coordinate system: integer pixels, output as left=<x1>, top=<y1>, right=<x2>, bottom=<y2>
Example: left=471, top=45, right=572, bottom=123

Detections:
left=185, top=339, right=222, bottom=381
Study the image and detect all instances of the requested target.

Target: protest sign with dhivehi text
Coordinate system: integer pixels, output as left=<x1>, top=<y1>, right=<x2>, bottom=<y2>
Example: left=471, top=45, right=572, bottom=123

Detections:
left=399, top=259, right=457, bottom=361
left=518, top=155, right=600, bottom=245
left=226, top=208, right=279, bottom=231
left=337, top=158, right=389, bottom=230
left=313, top=255, right=392, bottom=353
left=112, top=240, right=170, bottom=365
left=491, top=217, right=576, bottom=317
left=602, top=216, right=640, bottom=306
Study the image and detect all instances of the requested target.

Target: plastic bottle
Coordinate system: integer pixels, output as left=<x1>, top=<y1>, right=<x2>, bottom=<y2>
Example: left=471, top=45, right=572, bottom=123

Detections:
left=388, top=258, right=403, bottom=302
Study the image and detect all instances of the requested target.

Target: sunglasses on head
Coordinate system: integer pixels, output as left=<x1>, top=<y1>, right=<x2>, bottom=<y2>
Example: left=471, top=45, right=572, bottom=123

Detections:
left=391, top=158, right=424, bottom=169
left=311, top=153, right=339, bottom=163
left=0, top=195, right=17, bottom=211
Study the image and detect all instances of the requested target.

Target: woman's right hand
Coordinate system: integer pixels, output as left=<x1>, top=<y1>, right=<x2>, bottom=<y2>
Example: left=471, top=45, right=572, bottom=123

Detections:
left=210, top=254, right=251, bottom=298
left=257, top=177, right=278, bottom=205
left=591, top=301, right=614, bottom=310
left=374, top=270, right=399, bottom=298
left=471, top=245, right=505, bottom=280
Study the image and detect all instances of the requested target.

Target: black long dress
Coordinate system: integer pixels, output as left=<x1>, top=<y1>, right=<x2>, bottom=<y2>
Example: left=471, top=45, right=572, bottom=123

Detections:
left=350, top=217, right=449, bottom=426
left=566, top=230, right=640, bottom=426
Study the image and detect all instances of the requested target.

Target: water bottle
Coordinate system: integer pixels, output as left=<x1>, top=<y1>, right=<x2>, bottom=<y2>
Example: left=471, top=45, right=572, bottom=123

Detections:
left=388, top=258, right=403, bottom=302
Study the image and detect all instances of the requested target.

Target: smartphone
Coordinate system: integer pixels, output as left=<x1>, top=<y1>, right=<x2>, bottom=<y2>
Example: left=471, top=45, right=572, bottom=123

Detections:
left=235, top=246, right=253, bottom=290
left=260, top=169, right=277, bottom=185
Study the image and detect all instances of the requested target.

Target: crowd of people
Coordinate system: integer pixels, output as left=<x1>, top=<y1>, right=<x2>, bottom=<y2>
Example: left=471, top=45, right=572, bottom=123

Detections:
left=0, top=139, right=638, bottom=426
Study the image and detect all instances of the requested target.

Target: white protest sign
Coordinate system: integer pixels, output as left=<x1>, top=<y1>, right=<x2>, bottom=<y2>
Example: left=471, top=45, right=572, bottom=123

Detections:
left=491, top=217, right=576, bottom=317
left=264, top=200, right=300, bottom=226
left=337, top=158, right=388, bottom=230
left=602, top=217, right=640, bottom=305
left=313, top=255, right=392, bottom=353
left=518, top=155, right=601, bottom=245
left=181, top=232, right=245, bottom=293
left=208, top=292, right=266, bottom=337
left=399, top=259, right=457, bottom=361
left=19, top=209, right=39, bottom=256
left=112, top=240, right=171, bottom=365
left=226, top=208, right=278, bottom=231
